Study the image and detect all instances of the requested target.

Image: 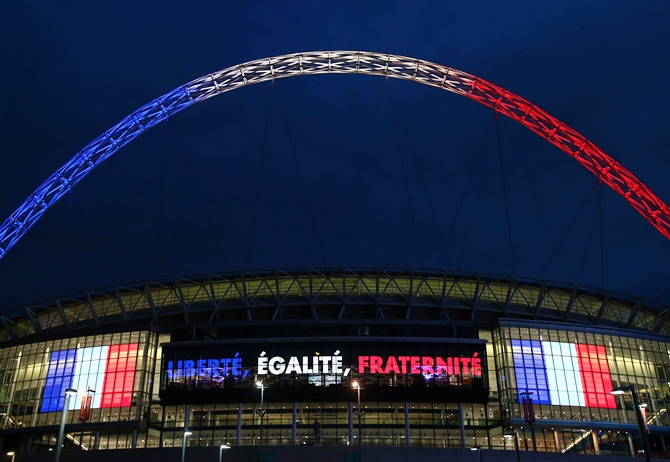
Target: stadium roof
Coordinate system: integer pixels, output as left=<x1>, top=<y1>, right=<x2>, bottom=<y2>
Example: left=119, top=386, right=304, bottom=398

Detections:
left=1, top=268, right=668, bottom=345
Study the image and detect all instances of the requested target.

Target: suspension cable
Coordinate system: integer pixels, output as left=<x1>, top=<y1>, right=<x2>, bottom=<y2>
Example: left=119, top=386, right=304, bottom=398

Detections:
left=155, top=118, right=169, bottom=266
left=598, top=181, right=605, bottom=289
left=331, top=82, right=387, bottom=265
left=275, top=88, right=326, bottom=265
left=246, top=83, right=274, bottom=267
left=440, top=113, right=496, bottom=269
left=388, top=86, right=453, bottom=268
left=495, top=113, right=516, bottom=275
left=539, top=180, right=600, bottom=280
left=388, top=84, right=424, bottom=266
left=167, top=116, right=228, bottom=269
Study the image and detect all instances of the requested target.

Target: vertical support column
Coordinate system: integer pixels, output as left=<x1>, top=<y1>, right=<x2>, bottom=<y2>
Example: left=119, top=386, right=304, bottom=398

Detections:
left=639, top=347, right=660, bottom=415
left=459, top=403, right=466, bottom=448
left=627, top=433, right=635, bottom=457
left=159, top=414, right=165, bottom=449
left=629, top=384, right=652, bottom=462
left=404, top=402, right=410, bottom=447
left=2, top=353, right=21, bottom=429
left=94, top=431, right=100, bottom=450
left=512, top=426, right=522, bottom=462
left=180, top=403, right=191, bottom=462
left=55, top=391, right=74, bottom=462
left=348, top=402, right=354, bottom=446
left=553, top=428, right=560, bottom=453
left=530, top=424, right=537, bottom=451
left=32, top=351, right=50, bottom=428
left=292, top=403, right=297, bottom=446
left=184, top=404, right=190, bottom=430
left=591, top=430, right=599, bottom=455
left=236, top=403, right=242, bottom=446
left=132, top=429, right=137, bottom=449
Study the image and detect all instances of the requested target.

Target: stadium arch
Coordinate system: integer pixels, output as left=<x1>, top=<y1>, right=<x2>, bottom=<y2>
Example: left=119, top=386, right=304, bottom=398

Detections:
left=1, top=51, right=669, bottom=262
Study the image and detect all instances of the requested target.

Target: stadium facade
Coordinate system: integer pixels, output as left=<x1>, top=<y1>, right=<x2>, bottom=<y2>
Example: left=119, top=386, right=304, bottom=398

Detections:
left=1, top=268, right=669, bottom=459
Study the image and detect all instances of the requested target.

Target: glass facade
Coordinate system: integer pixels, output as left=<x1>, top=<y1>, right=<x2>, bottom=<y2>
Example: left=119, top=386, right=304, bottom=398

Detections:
left=0, top=331, right=156, bottom=451
left=0, top=322, right=669, bottom=457
left=494, top=322, right=670, bottom=456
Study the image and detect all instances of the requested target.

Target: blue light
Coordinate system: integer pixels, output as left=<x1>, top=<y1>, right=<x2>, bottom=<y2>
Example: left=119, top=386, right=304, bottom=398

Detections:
left=511, top=339, right=550, bottom=404
left=40, top=349, right=77, bottom=413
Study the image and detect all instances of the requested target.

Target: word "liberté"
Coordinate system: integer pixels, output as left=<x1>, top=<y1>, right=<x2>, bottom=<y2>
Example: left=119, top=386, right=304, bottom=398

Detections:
left=166, top=355, right=244, bottom=380
left=358, top=353, right=482, bottom=376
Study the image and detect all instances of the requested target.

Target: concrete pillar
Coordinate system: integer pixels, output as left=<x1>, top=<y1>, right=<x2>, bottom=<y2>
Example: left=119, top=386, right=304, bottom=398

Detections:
left=627, top=433, right=635, bottom=457
left=405, top=402, right=411, bottom=447
left=292, top=403, right=297, bottom=446
left=180, top=404, right=191, bottom=462
left=459, top=403, right=467, bottom=448
left=553, top=428, right=560, bottom=452
left=591, top=430, right=599, bottom=455
left=236, top=403, right=242, bottom=446
left=348, top=402, right=354, bottom=446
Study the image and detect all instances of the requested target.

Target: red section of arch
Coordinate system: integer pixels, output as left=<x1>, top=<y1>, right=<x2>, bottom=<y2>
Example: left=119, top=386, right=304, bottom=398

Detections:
left=466, top=78, right=670, bottom=240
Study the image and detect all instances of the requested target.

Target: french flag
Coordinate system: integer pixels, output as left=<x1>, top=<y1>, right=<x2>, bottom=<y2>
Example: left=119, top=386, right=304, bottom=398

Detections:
left=40, top=343, right=138, bottom=413
left=512, top=339, right=616, bottom=409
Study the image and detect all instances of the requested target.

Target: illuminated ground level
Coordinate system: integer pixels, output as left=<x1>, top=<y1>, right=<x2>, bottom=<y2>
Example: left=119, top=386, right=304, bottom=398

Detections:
left=1, top=270, right=669, bottom=459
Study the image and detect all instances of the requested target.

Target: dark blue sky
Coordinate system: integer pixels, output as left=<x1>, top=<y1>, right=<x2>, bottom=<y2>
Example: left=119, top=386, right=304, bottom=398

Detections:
left=1, top=1, right=670, bottom=311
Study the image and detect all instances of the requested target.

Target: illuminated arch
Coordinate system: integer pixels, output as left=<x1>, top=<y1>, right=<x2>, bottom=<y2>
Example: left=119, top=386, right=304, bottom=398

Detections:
left=1, top=51, right=669, bottom=260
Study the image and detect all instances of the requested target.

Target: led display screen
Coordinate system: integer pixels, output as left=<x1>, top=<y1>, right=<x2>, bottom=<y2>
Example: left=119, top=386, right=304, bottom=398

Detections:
left=160, top=339, right=489, bottom=404
left=575, top=344, right=616, bottom=409
left=71, top=346, right=107, bottom=409
left=512, top=339, right=616, bottom=409
left=41, top=349, right=77, bottom=413
left=101, top=343, right=138, bottom=408
left=511, top=340, right=550, bottom=404
left=40, top=343, right=138, bottom=412
left=543, top=341, right=584, bottom=406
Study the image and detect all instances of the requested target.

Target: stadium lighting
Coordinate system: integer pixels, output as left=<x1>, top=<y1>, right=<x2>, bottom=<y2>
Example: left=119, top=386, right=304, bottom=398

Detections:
left=181, top=430, right=192, bottom=462
left=219, top=443, right=230, bottom=462
left=503, top=430, right=521, bottom=462
left=519, top=391, right=536, bottom=451
left=352, top=381, right=364, bottom=445
left=256, top=381, right=266, bottom=445
left=470, top=447, right=483, bottom=462
left=79, top=387, right=95, bottom=448
left=55, top=388, right=77, bottom=462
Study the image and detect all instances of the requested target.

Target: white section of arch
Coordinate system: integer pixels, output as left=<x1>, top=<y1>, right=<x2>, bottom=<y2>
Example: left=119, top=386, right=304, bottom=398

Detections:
left=1, top=51, right=668, bottom=260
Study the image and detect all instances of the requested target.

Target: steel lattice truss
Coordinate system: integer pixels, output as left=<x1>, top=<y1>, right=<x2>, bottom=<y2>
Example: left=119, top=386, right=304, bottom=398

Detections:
left=0, top=269, right=668, bottom=343
left=1, top=51, right=669, bottom=260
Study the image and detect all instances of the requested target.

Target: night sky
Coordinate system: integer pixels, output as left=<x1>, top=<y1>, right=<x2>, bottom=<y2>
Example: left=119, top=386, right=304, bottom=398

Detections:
left=1, top=2, right=670, bottom=311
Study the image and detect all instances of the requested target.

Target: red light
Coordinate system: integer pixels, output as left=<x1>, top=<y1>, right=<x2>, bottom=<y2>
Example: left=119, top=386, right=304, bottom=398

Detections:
left=575, top=344, right=616, bottom=409
left=100, top=343, right=139, bottom=408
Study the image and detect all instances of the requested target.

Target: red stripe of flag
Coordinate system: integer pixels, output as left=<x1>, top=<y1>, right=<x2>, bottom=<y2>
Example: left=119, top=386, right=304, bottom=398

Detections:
left=575, top=344, right=617, bottom=409
left=100, top=343, right=139, bottom=408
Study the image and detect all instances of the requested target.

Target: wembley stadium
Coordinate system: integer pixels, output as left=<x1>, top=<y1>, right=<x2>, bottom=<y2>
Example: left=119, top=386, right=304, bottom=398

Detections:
left=2, top=50, right=670, bottom=462
left=1, top=268, right=669, bottom=462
